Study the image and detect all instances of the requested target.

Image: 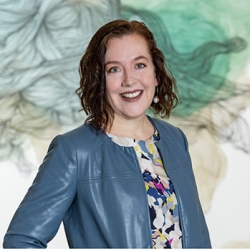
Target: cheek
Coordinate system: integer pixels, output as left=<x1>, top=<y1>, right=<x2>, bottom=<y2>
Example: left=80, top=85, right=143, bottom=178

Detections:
left=106, top=76, right=120, bottom=94
left=105, top=82, right=118, bottom=102
left=105, top=76, right=113, bottom=91
left=144, top=74, right=157, bottom=88
left=106, top=83, right=115, bottom=96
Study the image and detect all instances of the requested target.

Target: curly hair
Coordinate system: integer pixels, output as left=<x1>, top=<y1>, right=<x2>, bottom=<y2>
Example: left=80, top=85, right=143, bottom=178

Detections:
left=76, top=19, right=178, bottom=131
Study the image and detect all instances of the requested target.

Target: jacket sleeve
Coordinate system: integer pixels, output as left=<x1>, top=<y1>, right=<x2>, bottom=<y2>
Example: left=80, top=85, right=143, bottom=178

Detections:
left=3, top=134, right=77, bottom=248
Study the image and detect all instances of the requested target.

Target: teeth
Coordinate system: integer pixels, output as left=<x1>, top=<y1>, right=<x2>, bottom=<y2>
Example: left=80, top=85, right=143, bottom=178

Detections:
left=121, top=91, right=141, bottom=98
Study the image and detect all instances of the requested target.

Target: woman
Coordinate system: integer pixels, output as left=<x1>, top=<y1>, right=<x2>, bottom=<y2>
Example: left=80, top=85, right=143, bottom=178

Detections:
left=3, top=20, right=211, bottom=248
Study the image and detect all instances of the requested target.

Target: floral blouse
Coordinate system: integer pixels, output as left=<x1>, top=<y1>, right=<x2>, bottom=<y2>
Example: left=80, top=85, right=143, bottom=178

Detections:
left=107, top=130, right=182, bottom=248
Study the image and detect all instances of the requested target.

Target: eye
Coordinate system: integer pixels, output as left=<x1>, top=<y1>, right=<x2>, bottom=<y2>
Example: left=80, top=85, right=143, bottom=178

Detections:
left=136, top=63, right=146, bottom=69
left=108, top=66, right=120, bottom=73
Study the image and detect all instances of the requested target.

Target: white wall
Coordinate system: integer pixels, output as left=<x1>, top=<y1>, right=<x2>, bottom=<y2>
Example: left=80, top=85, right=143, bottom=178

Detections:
left=206, top=106, right=250, bottom=248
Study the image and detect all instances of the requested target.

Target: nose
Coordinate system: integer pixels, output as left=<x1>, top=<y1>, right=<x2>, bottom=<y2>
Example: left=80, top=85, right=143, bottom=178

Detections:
left=122, top=69, right=137, bottom=87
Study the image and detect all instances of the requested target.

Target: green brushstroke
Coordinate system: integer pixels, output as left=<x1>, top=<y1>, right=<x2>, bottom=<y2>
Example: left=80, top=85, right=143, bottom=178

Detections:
left=120, top=0, right=248, bottom=117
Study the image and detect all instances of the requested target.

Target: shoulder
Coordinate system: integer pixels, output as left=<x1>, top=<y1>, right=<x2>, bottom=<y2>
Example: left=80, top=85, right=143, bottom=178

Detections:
left=149, top=116, right=181, bottom=137
left=63, top=123, right=102, bottom=141
left=148, top=116, right=189, bottom=151
left=49, top=123, right=105, bottom=154
left=149, top=116, right=178, bottom=131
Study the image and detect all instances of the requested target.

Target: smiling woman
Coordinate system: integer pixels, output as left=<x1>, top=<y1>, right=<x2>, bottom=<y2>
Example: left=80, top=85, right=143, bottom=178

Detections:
left=77, top=20, right=179, bottom=134
left=3, top=20, right=211, bottom=249
left=104, top=34, right=158, bottom=138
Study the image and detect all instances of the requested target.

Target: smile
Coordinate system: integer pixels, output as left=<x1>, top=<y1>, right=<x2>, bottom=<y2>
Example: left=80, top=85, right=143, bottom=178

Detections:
left=121, top=90, right=142, bottom=98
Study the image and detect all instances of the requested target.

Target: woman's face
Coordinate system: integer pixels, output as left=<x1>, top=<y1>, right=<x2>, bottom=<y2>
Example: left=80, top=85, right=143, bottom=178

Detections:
left=105, top=34, right=158, bottom=122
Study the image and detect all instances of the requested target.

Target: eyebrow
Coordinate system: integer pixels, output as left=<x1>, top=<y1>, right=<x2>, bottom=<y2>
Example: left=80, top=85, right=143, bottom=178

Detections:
left=105, top=55, right=148, bottom=66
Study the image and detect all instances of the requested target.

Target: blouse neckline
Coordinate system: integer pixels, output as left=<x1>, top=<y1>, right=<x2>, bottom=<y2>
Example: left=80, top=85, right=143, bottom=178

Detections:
left=106, top=130, right=160, bottom=147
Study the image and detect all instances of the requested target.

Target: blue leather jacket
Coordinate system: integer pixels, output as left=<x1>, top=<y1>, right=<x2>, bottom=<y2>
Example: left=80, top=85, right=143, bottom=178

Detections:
left=3, top=117, right=211, bottom=248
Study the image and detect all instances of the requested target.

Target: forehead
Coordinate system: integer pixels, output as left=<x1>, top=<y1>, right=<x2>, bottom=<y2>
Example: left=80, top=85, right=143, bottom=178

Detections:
left=105, top=34, right=150, bottom=57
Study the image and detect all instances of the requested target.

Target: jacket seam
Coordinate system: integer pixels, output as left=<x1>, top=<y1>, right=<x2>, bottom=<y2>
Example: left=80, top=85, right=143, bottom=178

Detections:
left=62, top=134, right=78, bottom=191
left=77, top=173, right=141, bottom=183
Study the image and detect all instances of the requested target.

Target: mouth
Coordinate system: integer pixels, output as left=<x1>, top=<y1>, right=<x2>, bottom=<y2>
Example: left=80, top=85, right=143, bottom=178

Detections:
left=120, top=90, right=142, bottom=99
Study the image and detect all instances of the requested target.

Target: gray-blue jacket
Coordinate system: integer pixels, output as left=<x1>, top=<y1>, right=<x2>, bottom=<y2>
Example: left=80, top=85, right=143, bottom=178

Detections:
left=3, top=117, right=211, bottom=248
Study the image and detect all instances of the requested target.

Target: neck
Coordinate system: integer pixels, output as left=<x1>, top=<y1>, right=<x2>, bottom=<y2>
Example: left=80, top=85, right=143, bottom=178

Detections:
left=107, top=115, right=155, bottom=140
